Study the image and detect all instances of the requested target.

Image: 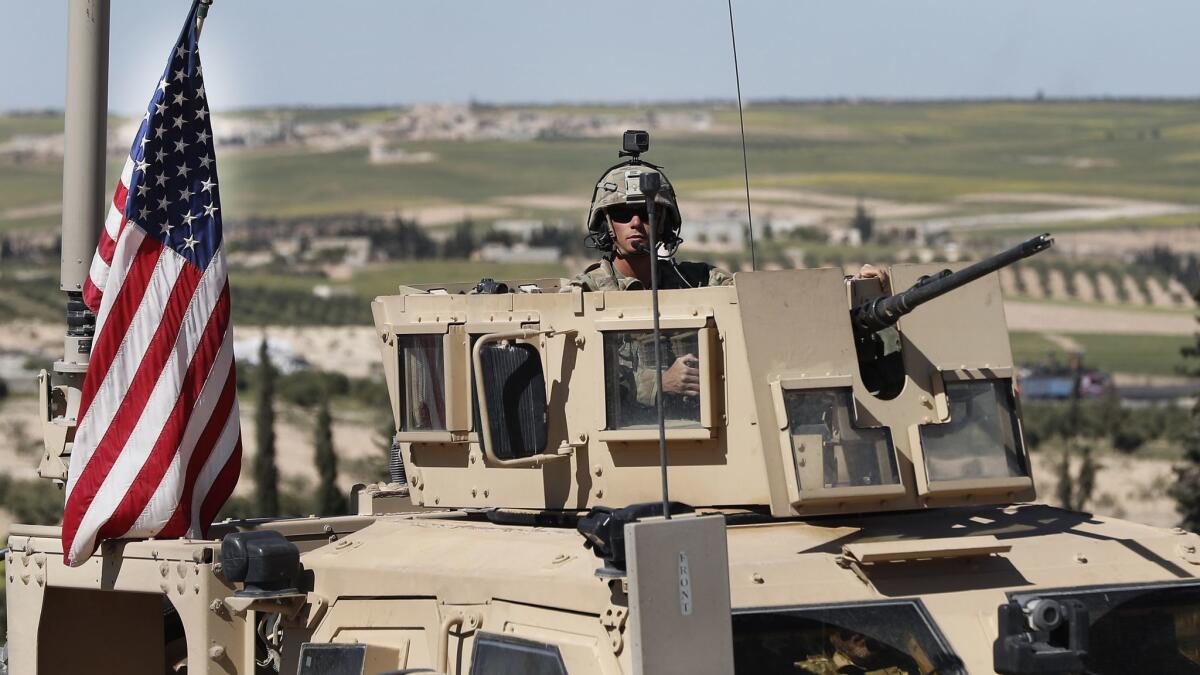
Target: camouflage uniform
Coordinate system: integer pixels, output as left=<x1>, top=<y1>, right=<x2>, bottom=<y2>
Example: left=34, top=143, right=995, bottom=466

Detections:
left=794, top=651, right=916, bottom=675
left=569, top=257, right=734, bottom=292
left=573, top=258, right=728, bottom=425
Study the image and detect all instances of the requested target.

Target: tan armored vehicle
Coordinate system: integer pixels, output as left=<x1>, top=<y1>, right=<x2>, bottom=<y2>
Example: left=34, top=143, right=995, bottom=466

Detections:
left=9, top=4, right=1200, bottom=675
left=13, top=215, right=1200, bottom=674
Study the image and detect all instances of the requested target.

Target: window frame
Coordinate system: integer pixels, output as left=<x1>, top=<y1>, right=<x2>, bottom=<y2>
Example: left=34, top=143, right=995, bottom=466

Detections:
left=911, top=370, right=1033, bottom=498
left=770, top=376, right=907, bottom=505
left=593, top=314, right=718, bottom=442
left=1005, top=580, right=1200, bottom=674
left=469, top=631, right=569, bottom=675
left=732, top=597, right=964, bottom=675
left=389, top=323, right=471, bottom=443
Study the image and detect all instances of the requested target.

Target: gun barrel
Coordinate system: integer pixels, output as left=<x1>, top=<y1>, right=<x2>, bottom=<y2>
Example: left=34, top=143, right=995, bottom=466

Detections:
left=852, top=233, right=1053, bottom=334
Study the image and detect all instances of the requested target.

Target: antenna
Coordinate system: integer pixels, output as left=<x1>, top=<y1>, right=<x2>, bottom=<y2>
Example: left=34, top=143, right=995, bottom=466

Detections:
left=726, top=0, right=757, bottom=271
left=196, top=0, right=214, bottom=39
left=639, top=172, right=672, bottom=520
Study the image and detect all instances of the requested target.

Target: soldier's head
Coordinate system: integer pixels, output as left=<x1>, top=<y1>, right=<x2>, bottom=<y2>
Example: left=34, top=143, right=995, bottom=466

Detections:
left=829, top=629, right=873, bottom=664
left=585, top=164, right=682, bottom=258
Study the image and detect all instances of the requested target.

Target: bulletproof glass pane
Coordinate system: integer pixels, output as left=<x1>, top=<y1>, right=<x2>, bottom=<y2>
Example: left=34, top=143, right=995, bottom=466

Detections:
left=603, top=329, right=702, bottom=430
left=733, top=601, right=963, bottom=675
left=398, top=334, right=445, bottom=431
left=470, top=633, right=568, bottom=675
left=782, top=388, right=898, bottom=490
left=478, top=342, right=547, bottom=460
left=919, top=379, right=1027, bottom=482
left=296, top=643, right=366, bottom=675
left=1024, top=582, right=1200, bottom=674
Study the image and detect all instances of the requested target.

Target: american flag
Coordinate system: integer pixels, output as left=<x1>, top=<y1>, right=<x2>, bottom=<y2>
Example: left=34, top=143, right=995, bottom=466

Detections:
left=63, top=2, right=241, bottom=567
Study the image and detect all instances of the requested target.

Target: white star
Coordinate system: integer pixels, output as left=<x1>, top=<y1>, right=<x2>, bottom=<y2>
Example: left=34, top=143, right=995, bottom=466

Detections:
left=157, top=196, right=170, bottom=211
left=196, top=65, right=203, bottom=77
left=171, top=114, right=185, bottom=129
left=153, top=125, right=166, bottom=139
left=157, top=78, right=169, bottom=93
left=200, top=178, right=215, bottom=193
left=134, top=159, right=149, bottom=174
left=155, top=102, right=167, bottom=115
left=142, top=111, right=151, bottom=123
left=137, top=206, right=151, bottom=220
left=176, top=164, right=192, bottom=179
left=139, top=136, right=152, bottom=149
left=202, top=202, right=219, bottom=218
left=154, top=149, right=167, bottom=163
left=182, top=211, right=197, bottom=227
left=196, top=84, right=206, bottom=99
left=195, top=108, right=209, bottom=121
left=174, top=139, right=188, bottom=153
left=155, top=173, right=169, bottom=187
left=173, top=68, right=186, bottom=82
left=175, top=44, right=190, bottom=59
left=183, top=234, right=199, bottom=251
left=136, top=183, right=151, bottom=197
left=178, top=186, right=194, bottom=202
left=195, top=129, right=211, bottom=144
left=172, top=92, right=187, bottom=106
left=160, top=221, right=174, bottom=235
left=198, top=154, right=213, bottom=169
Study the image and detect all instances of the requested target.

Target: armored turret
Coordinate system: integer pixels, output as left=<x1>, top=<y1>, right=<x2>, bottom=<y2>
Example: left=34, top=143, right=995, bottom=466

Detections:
left=370, top=241, right=1045, bottom=518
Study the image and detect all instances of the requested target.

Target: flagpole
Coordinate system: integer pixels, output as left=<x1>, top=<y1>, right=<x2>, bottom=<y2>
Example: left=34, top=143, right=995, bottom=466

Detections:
left=42, top=0, right=111, bottom=484
left=196, top=0, right=213, bottom=40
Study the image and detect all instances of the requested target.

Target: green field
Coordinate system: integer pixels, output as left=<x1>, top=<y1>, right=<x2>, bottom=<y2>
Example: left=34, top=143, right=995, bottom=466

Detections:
left=1011, top=331, right=1193, bottom=376
left=6, top=100, right=1200, bottom=228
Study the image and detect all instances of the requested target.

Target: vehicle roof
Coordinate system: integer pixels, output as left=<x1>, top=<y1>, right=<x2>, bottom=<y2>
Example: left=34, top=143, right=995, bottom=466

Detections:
left=302, top=504, right=1200, bottom=619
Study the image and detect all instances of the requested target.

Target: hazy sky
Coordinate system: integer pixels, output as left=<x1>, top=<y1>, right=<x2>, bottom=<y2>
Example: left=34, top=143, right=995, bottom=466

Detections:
left=2, top=1, right=1198, bottom=114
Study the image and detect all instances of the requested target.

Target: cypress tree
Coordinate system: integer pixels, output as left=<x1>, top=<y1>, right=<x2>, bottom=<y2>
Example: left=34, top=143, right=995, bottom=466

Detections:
left=1055, top=448, right=1074, bottom=509
left=1170, top=290, right=1200, bottom=530
left=254, top=337, right=279, bottom=515
left=314, top=400, right=344, bottom=515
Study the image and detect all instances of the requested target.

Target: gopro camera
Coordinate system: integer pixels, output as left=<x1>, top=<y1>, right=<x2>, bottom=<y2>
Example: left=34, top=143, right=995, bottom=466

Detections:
left=621, top=129, right=650, bottom=157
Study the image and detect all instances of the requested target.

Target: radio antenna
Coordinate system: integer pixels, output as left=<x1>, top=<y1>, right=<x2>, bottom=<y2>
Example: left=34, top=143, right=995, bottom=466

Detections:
left=640, top=173, right=672, bottom=520
left=727, top=0, right=757, bottom=271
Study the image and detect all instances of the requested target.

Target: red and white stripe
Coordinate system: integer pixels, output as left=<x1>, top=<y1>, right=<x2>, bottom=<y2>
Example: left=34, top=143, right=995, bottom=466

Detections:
left=82, top=157, right=134, bottom=313
left=63, top=158, right=241, bottom=567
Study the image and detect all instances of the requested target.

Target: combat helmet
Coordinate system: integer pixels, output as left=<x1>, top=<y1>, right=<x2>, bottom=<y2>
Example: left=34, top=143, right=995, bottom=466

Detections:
left=585, top=137, right=683, bottom=255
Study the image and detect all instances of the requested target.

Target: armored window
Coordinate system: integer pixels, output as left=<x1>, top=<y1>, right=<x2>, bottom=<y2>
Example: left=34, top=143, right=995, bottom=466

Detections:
left=1009, top=581, right=1200, bottom=675
left=782, top=388, right=898, bottom=491
left=602, top=328, right=702, bottom=431
left=919, top=379, right=1026, bottom=482
left=296, top=644, right=366, bottom=675
left=397, top=334, right=446, bottom=432
left=470, top=633, right=568, bottom=675
left=733, top=600, right=963, bottom=675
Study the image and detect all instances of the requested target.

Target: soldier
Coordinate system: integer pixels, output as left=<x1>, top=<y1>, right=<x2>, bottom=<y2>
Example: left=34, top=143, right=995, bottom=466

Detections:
left=574, top=163, right=713, bottom=414
left=794, top=627, right=920, bottom=675
left=570, top=162, right=889, bottom=292
left=573, top=159, right=889, bottom=414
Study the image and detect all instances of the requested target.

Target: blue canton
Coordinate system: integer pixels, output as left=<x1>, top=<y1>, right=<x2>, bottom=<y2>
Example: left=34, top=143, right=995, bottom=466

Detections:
left=123, top=9, right=221, bottom=271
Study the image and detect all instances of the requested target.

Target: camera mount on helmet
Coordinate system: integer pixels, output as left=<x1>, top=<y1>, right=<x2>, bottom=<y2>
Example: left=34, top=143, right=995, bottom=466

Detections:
left=584, top=130, right=683, bottom=256
left=619, top=129, right=651, bottom=160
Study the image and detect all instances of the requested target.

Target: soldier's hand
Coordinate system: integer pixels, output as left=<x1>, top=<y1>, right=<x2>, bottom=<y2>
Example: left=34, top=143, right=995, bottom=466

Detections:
left=661, top=353, right=701, bottom=397
left=856, top=263, right=890, bottom=292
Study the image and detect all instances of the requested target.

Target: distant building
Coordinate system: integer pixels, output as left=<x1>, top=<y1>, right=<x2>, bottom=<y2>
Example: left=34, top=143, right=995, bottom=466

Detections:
left=688, top=220, right=745, bottom=251
left=492, top=219, right=545, bottom=240
left=312, top=284, right=355, bottom=299
left=475, top=242, right=560, bottom=264
left=232, top=337, right=311, bottom=375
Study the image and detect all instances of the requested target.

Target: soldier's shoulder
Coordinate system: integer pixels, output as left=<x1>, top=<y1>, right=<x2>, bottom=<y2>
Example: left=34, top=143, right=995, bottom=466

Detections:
left=570, top=261, right=613, bottom=292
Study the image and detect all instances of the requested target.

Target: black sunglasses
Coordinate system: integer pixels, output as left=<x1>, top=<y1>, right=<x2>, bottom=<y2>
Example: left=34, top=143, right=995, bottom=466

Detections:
left=607, top=203, right=651, bottom=223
